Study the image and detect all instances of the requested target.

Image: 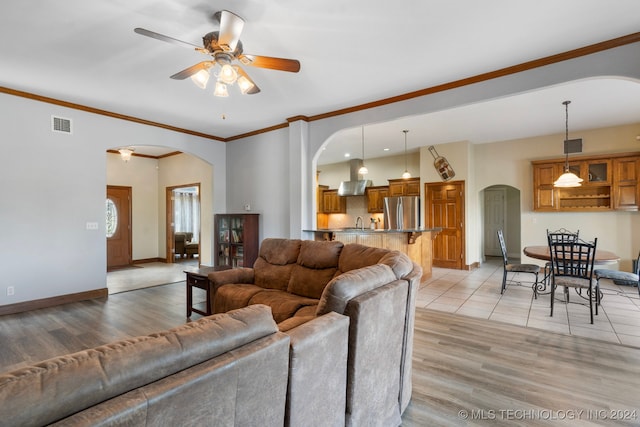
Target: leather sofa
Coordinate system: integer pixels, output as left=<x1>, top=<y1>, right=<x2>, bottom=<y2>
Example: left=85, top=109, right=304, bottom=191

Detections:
left=0, top=304, right=350, bottom=427
left=208, top=238, right=422, bottom=426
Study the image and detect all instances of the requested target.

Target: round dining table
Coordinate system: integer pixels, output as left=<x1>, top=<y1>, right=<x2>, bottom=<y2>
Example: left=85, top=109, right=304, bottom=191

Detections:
left=523, top=245, right=620, bottom=265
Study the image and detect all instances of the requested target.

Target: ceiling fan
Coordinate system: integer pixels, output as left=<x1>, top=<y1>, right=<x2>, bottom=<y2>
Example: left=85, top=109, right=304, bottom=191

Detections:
left=134, top=10, right=300, bottom=96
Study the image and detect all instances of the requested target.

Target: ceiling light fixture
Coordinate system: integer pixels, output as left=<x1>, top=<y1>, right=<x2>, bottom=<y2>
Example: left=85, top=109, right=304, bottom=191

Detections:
left=188, top=58, right=256, bottom=97
left=358, top=126, right=368, bottom=175
left=402, top=130, right=411, bottom=179
left=118, top=148, right=134, bottom=162
left=553, top=100, right=584, bottom=188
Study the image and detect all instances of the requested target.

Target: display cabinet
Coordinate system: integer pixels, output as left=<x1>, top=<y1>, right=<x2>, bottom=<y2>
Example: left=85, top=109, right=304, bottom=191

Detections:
left=214, top=214, right=259, bottom=268
left=532, top=152, right=639, bottom=212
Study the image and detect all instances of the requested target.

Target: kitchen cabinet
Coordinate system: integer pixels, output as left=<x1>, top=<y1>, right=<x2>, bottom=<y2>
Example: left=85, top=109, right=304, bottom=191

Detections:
left=214, top=214, right=259, bottom=268
left=613, top=156, right=640, bottom=211
left=532, top=152, right=639, bottom=212
left=388, top=177, right=420, bottom=196
left=366, top=186, right=389, bottom=213
left=321, top=189, right=347, bottom=214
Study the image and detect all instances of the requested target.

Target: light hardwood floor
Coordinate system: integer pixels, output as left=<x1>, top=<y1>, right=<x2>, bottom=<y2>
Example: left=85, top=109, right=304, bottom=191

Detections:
left=1, top=279, right=639, bottom=426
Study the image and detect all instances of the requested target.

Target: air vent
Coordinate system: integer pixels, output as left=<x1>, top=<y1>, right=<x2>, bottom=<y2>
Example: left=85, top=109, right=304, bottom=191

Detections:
left=51, top=116, right=72, bottom=134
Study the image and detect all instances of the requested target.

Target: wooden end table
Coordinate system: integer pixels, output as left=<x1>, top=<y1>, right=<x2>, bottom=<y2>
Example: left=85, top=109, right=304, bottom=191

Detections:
left=185, top=265, right=231, bottom=318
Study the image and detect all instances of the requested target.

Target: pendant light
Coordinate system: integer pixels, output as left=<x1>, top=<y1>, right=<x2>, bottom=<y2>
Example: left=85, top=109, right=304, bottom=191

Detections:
left=401, top=130, right=411, bottom=179
left=358, top=126, right=368, bottom=175
left=553, top=100, right=583, bottom=187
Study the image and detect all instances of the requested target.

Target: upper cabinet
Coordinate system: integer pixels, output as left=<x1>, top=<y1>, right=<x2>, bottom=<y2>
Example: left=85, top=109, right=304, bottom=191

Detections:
left=321, top=189, right=347, bottom=214
left=388, top=177, right=420, bottom=197
left=365, top=186, right=389, bottom=213
left=532, top=152, right=639, bottom=212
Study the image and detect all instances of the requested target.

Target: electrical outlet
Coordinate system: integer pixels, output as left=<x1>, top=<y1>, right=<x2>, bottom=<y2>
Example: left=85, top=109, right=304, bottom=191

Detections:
left=7, top=286, right=14, bottom=296
left=244, top=203, right=251, bottom=211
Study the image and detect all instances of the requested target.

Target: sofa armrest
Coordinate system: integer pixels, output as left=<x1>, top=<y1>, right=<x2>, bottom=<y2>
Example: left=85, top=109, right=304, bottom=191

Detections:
left=283, top=312, right=349, bottom=427
left=208, top=268, right=255, bottom=289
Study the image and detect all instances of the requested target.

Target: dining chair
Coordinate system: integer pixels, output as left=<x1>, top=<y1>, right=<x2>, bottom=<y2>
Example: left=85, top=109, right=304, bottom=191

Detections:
left=544, top=229, right=580, bottom=285
left=594, top=251, right=640, bottom=313
left=548, top=237, right=598, bottom=324
left=497, top=230, right=540, bottom=297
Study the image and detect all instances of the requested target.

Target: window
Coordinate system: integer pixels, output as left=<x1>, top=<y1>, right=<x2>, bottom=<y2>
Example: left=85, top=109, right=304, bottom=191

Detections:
left=106, top=198, right=118, bottom=238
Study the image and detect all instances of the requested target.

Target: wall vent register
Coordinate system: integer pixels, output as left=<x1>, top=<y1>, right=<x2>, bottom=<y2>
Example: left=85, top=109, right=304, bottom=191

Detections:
left=51, top=116, right=72, bottom=134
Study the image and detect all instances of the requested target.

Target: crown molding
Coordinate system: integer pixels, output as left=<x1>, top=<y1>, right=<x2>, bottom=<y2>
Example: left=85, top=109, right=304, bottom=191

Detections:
left=2, top=32, right=639, bottom=143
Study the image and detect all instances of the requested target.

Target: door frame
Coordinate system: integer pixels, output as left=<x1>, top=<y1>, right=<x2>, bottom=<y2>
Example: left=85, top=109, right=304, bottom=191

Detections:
left=425, top=180, right=466, bottom=270
left=166, top=183, right=201, bottom=264
left=106, top=185, right=132, bottom=269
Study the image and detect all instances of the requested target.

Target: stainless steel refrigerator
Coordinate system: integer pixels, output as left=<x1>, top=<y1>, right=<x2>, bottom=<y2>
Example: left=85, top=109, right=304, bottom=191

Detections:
left=383, top=196, right=420, bottom=230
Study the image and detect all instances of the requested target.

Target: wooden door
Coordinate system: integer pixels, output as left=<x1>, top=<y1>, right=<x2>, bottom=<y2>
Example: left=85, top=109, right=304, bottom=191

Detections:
left=426, top=181, right=465, bottom=269
left=106, top=186, right=132, bottom=269
left=484, top=188, right=506, bottom=257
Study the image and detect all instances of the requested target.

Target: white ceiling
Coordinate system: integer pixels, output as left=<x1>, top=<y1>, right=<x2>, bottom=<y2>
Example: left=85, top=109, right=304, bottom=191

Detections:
left=1, top=1, right=639, bottom=163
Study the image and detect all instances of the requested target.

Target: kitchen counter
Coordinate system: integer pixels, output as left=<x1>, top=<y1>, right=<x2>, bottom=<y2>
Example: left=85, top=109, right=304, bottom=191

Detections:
left=303, top=228, right=441, bottom=280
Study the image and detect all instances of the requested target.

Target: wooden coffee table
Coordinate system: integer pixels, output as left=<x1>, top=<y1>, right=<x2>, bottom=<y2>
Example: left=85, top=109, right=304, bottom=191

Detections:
left=184, top=265, right=231, bottom=318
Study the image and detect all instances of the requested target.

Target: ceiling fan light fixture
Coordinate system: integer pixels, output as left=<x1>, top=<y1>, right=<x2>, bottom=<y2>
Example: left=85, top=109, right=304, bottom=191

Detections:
left=218, top=63, right=238, bottom=85
left=214, top=81, right=229, bottom=97
left=237, top=75, right=255, bottom=94
left=190, top=69, right=210, bottom=89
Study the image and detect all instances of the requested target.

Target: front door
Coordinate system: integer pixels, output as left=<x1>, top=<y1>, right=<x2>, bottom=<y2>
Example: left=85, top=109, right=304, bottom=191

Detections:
left=426, top=181, right=465, bottom=269
left=106, top=186, right=132, bottom=270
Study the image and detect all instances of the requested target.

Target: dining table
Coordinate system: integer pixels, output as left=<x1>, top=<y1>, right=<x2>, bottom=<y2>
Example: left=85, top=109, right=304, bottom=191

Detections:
left=523, top=245, right=620, bottom=296
left=523, top=245, right=620, bottom=265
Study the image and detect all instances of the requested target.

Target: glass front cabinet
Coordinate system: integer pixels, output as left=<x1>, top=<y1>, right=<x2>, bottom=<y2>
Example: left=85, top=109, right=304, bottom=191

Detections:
left=532, top=153, right=639, bottom=212
left=214, top=213, right=260, bottom=268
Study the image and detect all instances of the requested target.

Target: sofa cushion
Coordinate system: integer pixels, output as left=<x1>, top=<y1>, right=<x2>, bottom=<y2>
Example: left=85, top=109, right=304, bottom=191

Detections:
left=213, top=284, right=264, bottom=314
left=254, top=238, right=302, bottom=290
left=249, top=290, right=319, bottom=323
left=316, top=264, right=398, bottom=316
left=287, top=240, right=344, bottom=299
left=338, top=244, right=412, bottom=279
left=378, top=251, right=414, bottom=279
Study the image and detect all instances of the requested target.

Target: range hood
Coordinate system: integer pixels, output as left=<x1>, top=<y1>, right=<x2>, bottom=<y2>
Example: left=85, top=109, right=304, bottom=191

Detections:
left=338, top=159, right=372, bottom=196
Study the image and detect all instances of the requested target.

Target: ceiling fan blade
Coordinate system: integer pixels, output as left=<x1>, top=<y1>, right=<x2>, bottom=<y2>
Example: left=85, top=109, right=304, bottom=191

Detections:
left=234, top=66, right=261, bottom=94
left=238, top=54, right=300, bottom=73
left=217, top=10, right=245, bottom=52
left=134, top=28, right=201, bottom=50
left=170, top=62, right=215, bottom=80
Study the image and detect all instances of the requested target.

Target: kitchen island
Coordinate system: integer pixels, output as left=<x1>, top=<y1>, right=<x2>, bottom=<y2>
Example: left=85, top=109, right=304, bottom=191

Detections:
left=303, top=228, right=440, bottom=280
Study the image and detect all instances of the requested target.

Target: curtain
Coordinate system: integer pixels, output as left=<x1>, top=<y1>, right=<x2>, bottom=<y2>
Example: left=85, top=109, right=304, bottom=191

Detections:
left=174, top=191, right=200, bottom=242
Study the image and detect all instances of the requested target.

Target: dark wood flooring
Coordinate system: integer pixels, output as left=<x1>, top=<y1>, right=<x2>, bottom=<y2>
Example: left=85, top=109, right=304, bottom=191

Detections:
left=1, top=283, right=639, bottom=426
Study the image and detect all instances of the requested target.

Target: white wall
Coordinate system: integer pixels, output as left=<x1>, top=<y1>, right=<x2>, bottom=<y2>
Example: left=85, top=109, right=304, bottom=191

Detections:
left=225, top=128, right=291, bottom=240
left=0, top=92, right=226, bottom=306
left=318, top=152, right=420, bottom=189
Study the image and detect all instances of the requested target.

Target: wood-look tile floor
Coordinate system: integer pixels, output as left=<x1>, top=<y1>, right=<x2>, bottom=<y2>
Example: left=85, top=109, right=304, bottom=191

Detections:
left=418, top=257, right=640, bottom=347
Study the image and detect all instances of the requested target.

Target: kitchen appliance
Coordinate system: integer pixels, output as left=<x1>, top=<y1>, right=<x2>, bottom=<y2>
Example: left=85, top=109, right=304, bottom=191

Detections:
left=338, top=158, right=373, bottom=196
left=383, top=196, right=420, bottom=230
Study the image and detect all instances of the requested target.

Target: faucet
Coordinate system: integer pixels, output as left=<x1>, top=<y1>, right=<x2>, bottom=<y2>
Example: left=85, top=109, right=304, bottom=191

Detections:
left=355, top=216, right=363, bottom=230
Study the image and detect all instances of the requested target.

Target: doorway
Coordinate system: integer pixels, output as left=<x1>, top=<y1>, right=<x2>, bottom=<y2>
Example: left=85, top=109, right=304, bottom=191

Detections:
left=106, top=185, right=132, bottom=270
left=482, top=185, right=521, bottom=260
left=426, top=180, right=465, bottom=269
left=166, top=183, right=201, bottom=264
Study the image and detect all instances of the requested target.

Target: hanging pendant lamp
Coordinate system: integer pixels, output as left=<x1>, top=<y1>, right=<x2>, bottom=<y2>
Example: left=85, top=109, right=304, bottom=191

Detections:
left=553, top=100, right=583, bottom=188
left=401, top=130, right=411, bottom=179
left=358, top=126, right=368, bottom=175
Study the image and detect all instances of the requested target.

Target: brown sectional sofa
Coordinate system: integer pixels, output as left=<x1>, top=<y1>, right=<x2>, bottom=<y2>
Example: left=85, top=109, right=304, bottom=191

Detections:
left=0, top=305, right=350, bottom=427
left=0, top=238, right=421, bottom=427
left=208, top=238, right=422, bottom=426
